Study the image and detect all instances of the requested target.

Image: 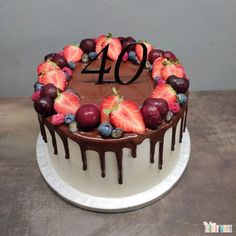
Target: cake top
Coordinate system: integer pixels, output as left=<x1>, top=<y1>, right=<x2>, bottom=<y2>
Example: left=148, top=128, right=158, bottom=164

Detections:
left=32, top=33, right=189, bottom=139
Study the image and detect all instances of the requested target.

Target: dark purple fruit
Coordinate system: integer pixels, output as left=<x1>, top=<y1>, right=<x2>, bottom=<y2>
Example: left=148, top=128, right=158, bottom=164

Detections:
left=122, top=37, right=136, bottom=51
left=163, top=51, right=177, bottom=61
left=118, top=36, right=126, bottom=44
left=148, top=49, right=164, bottom=64
left=141, top=104, right=163, bottom=129
left=143, top=98, right=168, bottom=117
left=40, top=83, right=58, bottom=99
left=166, top=75, right=189, bottom=93
left=75, top=104, right=100, bottom=130
left=44, top=53, right=68, bottom=68
left=34, top=97, right=54, bottom=116
left=80, top=39, right=96, bottom=53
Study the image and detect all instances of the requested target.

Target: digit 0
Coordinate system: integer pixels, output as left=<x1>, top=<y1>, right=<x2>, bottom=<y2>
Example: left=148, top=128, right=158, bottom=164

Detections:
left=114, top=42, right=147, bottom=85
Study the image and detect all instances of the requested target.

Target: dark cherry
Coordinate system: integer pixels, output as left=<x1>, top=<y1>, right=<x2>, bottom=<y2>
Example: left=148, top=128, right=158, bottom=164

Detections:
left=141, top=104, right=163, bottom=129
left=122, top=37, right=136, bottom=51
left=34, top=96, right=54, bottom=117
left=80, top=39, right=96, bottom=53
left=166, top=75, right=189, bottom=93
left=148, top=49, right=164, bottom=64
left=118, top=37, right=126, bottom=44
left=163, top=51, right=177, bottom=61
left=44, top=53, right=68, bottom=68
left=143, top=98, right=168, bottom=117
left=40, top=83, right=58, bottom=99
left=75, top=104, right=100, bottom=130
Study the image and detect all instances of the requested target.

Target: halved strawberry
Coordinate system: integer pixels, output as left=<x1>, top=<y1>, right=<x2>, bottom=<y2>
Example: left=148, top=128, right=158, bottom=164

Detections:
left=161, top=61, right=185, bottom=81
left=152, top=57, right=166, bottom=79
left=95, top=33, right=122, bottom=61
left=110, top=100, right=145, bottom=134
left=100, top=95, right=119, bottom=123
left=135, top=41, right=153, bottom=61
left=54, top=90, right=80, bottom=115
left=63, top=44, right=83, bottom=63
left=151, top=83, right=177, bottom=106
left=38, top=69, right=67, bottom=91
left=37, top=61, right=59, bottom=75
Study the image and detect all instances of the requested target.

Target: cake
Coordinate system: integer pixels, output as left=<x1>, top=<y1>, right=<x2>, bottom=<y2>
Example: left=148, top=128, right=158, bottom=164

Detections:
left=32, top=34, right=189, bottom=197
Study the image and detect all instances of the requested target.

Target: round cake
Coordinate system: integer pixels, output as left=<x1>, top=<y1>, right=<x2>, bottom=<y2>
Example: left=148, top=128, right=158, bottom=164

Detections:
left=32, top=34, right=189, bottom=199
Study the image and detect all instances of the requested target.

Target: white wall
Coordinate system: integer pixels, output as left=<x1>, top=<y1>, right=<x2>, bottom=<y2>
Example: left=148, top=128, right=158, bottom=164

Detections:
left=0, top=0, right=236, bottom=96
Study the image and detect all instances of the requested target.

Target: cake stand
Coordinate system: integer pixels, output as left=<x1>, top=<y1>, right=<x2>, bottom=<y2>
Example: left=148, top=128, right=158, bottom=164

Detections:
left=36, top=129, right=190, bottom=213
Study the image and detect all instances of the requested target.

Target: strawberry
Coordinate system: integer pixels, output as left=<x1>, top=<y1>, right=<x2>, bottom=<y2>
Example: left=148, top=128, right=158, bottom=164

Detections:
left=100, top=95, right=119, bottom=123
left=63, top=44, right=83, bottom=63
left=95, top=33, right=122, bottom=61
left=151, top=83, right=177, bottom=106
left=161, top=61, right=185, bottom=81
left=152, top=57, right=166, bottom=79
left=37, top=61, right=59, bottom=75
left=135, top=41, right=153, bottom=61
left=38, top=69, right=67, bottom=91
left=54, top=90, right=80, bottom=115
left=110, top=100, right=145, bottom=134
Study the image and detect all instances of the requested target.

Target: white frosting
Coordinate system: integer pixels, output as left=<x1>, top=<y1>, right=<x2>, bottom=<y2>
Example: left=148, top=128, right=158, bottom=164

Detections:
left=45, top=121, right=182, bottom=198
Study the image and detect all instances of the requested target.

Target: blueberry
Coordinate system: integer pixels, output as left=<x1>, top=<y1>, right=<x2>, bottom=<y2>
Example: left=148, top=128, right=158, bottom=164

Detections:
left=34, top=82, right=43, bottom=91
left=88, top=51, right=97, bottom=60
left=177, top=93, right=188, bottom=105
left=82, top=53, right=89, bottom=63
left=165, top=111, right=173, bottom=122
left=128, top=51, right=136, bottom=62
left=68, top=61, right=76, bottom=70
left=111, top=128, right=123, bottom=139
left=64, top=113, right=75, bottom=125
left=68, top=121, right=78, bottom=133
left=98, top=123, right=114, bottom=138
left=153, top=76, right=160, bottom=85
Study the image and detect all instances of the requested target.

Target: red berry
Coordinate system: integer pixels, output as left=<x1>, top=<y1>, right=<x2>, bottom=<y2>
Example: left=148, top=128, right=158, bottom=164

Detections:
left=143, top=98, right=168, bottom=117
left=166, top=76, right=189, bottom=93
left=141, top=104, right=163, bottom=129
left=34, top=97, right=54, bottom=116
left=40, top=83, right=58, bottom=99
left=163, top=51, right=177, bottom=61
left=76, top=104, right=100, bottom=130
left=148, top=49, right=163, bottom=64
left=80, top=39, right=96, bottom=53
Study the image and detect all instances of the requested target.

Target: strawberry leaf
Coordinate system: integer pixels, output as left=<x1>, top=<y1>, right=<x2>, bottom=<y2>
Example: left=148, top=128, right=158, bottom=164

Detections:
left=103, top=108, right=112, bottom=115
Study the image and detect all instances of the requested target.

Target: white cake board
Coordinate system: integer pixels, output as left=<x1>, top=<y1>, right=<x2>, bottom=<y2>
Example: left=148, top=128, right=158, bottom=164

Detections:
left=36, top=129, right=191, bottom=213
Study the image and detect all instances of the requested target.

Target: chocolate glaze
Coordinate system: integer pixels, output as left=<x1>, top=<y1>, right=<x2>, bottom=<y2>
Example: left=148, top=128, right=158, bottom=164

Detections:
left=37, top=59, right=189, bottom=184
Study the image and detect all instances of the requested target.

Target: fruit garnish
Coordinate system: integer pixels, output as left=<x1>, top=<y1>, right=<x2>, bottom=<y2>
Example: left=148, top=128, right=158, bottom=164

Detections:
left=34, top=82, right=44, bottom=91
left=122, top=37, right=136, bottom=51
left=148, top=49, right=163, bottom=64
left=37, top=61, right=60, bottom=75
left=176, top=93, right=188, bottom=105
left=143, top=98, right=168, bottom=117
left=141, top=104, right=163, bottom=129
left=163, top=51, right=177, bottom=62
left=88, top=51, right=97, bottom=60
left=75, top=104, right=100, bottom=130
left=80, top=38, right=96, bottom=53
left=63, top=44, right=83, bottom=63
left=68, top=121, right=78, bottom=133
left=152, top=57, right=166, bottom=79
left=169, top=102, right=180, bottom=114
left=38, top=69, right=67, bottom=91
left=110, top=100, right=145, bottom=134
left=40, top=83, right=58, bottom=99
left=161, top=60, right=185, bottom=81
left=98, top=123, right=114, bottom=138
left=54, top=90, right=80, bottom=115
left=82, top=54, right=89, bottom=63
left=151, top=83, right=177, bottom=106
left=111, top=128, right=123, bottom=139
left=166, top=75, right=189, bottom=93
left=44, top=53, right=68, bottom=68
left=95, top=33, right=122, bottom=61
left=51, top=113, right=65, bottom=126
left=100, top=87, right=120, bottom=123
left=34, top=97, right=54, bottom=117
left=31, top=90, right=41, bottom=102
left=64, top=113, right=75, bottom=125
left=135, top=40, right=153, bottom=61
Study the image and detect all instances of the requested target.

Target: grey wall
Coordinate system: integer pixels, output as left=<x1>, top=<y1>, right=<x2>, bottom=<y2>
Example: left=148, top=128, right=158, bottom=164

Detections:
left=0, top=0, right=236, bottom=96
